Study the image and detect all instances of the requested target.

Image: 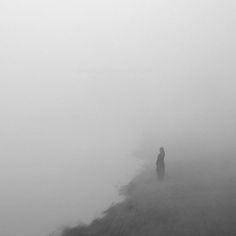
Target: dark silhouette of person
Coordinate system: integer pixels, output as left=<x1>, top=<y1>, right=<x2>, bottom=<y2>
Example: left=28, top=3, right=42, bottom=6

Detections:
left=156, top=147, right=165, bottom=180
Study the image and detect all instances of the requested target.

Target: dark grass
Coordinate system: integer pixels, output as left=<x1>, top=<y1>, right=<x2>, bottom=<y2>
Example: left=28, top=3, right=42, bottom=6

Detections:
left=61, top=159, right=236, bottom=236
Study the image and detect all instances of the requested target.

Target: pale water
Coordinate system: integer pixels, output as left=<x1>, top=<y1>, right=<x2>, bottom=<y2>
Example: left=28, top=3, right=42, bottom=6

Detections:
left=0, top=146, right=140, bottom=236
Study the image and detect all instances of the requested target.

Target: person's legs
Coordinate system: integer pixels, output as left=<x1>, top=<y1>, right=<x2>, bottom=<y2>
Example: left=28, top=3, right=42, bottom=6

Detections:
left=156, top=162, right=165, bottom=181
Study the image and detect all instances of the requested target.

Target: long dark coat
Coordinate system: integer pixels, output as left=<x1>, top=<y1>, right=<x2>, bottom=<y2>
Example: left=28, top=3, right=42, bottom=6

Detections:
left=156, top=150, right=165, bottom=180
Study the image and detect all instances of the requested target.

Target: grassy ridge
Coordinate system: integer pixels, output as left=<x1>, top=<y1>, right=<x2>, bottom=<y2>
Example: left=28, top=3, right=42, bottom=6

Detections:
left=62, top=160, right=236, bottom=236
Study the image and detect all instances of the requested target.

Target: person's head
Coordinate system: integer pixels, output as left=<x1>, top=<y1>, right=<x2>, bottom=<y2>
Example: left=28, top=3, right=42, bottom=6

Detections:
left=160, top=147, right=164, bottom=153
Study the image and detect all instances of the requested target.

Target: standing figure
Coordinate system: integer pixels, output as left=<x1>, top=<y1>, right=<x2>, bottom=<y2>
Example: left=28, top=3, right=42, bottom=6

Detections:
left=156, top=147, right=165, bottom=180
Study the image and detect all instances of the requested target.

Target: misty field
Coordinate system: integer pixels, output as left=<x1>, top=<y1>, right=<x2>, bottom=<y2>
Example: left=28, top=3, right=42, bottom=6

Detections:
left=61, top=158, right=236, bottom=236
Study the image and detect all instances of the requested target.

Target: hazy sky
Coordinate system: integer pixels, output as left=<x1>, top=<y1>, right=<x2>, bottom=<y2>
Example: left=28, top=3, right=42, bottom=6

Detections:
left=0, top=1, right=236, bottom=236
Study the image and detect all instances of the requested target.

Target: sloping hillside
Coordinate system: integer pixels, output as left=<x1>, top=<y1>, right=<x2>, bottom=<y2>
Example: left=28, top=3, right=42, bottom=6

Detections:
left=62, top=159, right=236, bottom=236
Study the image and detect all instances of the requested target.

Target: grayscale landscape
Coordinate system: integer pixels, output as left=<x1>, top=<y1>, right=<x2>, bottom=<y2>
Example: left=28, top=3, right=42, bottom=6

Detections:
left=0, top=1, right=236, bottom=236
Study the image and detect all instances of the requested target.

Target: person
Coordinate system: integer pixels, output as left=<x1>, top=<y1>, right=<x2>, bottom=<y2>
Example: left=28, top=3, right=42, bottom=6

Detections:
left=156, top=147, right=165, bottom=180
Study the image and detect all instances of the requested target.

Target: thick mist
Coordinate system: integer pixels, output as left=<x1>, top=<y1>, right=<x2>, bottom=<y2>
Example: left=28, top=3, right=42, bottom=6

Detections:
left=0, top=1, right=236, bottom=236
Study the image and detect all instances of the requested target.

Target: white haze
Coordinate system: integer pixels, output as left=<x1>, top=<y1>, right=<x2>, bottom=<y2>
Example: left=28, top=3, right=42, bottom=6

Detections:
left=0, top=0, right=236, bottom=236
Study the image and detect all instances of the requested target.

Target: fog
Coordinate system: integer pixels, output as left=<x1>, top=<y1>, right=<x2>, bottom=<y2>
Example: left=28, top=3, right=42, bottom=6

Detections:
left=0, top=1, right=236, bottom=236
